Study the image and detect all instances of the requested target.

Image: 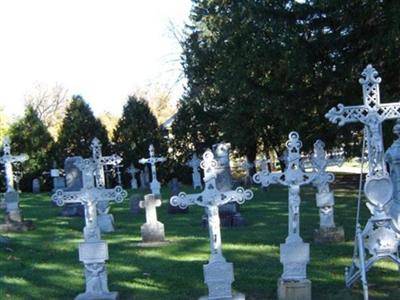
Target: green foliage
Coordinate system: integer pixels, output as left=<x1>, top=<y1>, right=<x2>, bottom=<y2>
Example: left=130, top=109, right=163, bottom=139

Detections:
left=173, top=0, right=400, bottom=162
left=113, top=95, right=166, bottom=183
left=56, top=95, right=110, bottom=163
left=8, top=105, right=55, bottom=191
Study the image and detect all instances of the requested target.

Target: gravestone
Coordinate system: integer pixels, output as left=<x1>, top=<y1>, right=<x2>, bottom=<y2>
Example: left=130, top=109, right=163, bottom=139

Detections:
left=62, top=156, right=84, bottom=217
left=186, top=153, right=202, bottom=189
left=126, top=164, right=140, bottom=190
left=170, top=150, right=253, bottom=299
left=210, top=142, right=245, bottom=226
left=0, top=235, right=10, bottom=245
left=0, top=137, right=33, bottom=232
left=139, top=170, right=149, bottom=191
left=139, top=144, right=166, bottom=197
left=167, top=178, right=188, bottom=214
left=51, top=168, right=65, bottom=192
left=138, top=194, right=167, bottom=246
left=326, top=65, right=400, bottom=298
left=0, top=191, right=34, bottom=232
left=310, top=140, right=345, bottom=244
left=253, top=132, right=314, bottom=300
left=52, top=157, right=127, bottom=300
left=129, top=195, right=141, bottom=215
left=242, top=158, right=254, bottom=187
left=32, top=178, right=40, bottom=193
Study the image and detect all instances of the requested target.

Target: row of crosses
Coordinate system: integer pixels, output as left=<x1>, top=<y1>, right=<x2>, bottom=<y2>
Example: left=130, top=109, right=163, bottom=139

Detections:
left=326, top=65, right=400, bottom=299
left=170, top=149, right=253, bottom=299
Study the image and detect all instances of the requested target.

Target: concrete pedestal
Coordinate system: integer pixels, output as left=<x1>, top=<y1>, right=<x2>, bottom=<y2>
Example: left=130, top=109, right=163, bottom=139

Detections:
left=277, top=278, right=311, bottom=300
left=199, top=293, right=245, bottom=300
left=98, top=214, right=115, bottom=233
left=314, top=226, right=345, bottom=244
left=75, top=291, right=118, bottom=300
left=141, top=221, right=165, bottom=243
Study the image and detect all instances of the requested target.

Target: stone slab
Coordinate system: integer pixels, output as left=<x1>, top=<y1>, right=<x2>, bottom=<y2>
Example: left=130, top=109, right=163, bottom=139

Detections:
left=75, top=291, right=118, bottom=300
left=78, top=241, right=109, bottom=263
left=136, top=240, right=171, bottom=248
left=277, top=278, right=311, bottom=300
left=97, top=214, right=115, bottom=233
left=199, top=293, right=245, bottom=300
left=141, top=221, right=165, bottom=243
left=314, top=226, right=345, bottom=244
left=203, top=260, right=234, bottom=300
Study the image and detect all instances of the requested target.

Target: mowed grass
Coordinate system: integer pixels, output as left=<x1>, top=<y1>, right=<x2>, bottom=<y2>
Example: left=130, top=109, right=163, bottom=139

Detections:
left=0, top=184, right=399, bottom=300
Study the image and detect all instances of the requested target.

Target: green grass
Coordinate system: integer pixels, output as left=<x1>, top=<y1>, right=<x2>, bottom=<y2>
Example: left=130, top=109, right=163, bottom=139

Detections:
left=0, top=185, right=399, bottom=300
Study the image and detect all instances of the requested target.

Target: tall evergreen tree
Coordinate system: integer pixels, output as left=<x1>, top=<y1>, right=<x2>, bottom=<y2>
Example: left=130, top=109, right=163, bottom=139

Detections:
left=56, top=95, right=109, bottom=163
left=113, top=95, right=165, bottom=181
left=8, top=105, right=55, bottom=191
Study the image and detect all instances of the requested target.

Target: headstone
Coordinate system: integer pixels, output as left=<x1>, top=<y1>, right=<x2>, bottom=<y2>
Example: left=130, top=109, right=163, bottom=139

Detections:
left=326, top=65, right=400, bottom=297
left=139, top=144, right=166, bottom=197
left=210, top=142, right=245, bottom=226
left=167, top=178, right=188, bottom=214
left=90, top=137, right=123, bottom=233
left=0, top=137, right=33, bottom=232
left=253, top=132, right=314, bottom=300
left=139, top=170, right=149, bottom=191
left=186, top=153, right=202, bottom=189
left=126, top=164, right=140, bottom=190
left=0, top=235, right=10, bottom=245
left=32, top=178, right=40, bottom=193
left=52, top=157, right=127, bottom=300
left=62, top=156, right=85, bottom=217
left=241, top=158, right=254, bottom=187
left=170, top=150, right=253, bottom=299
left=310, top=140, right=345, bottom=244
left=138, top=194, right=167, bottom=246
left=51, top=168, right=66, bottom=192
left=129, top=195, right=141, bottom=215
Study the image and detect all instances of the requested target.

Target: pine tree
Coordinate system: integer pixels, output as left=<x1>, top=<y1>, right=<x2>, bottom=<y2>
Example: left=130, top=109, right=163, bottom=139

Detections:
left=8, top=105, right=55, bottom=191
left=56, top=95, right=109, bottom=162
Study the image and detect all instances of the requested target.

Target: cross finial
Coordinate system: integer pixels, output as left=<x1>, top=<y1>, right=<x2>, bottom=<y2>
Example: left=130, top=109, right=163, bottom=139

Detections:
left=149, top=144, right=155, bottom=157
left=287, top=131, right=302, bottom=161
left=91, top=137, right=101, bottom=148
left=3, top=136, right=10, bottom=156
left=200, top=150, right=218, bottom=181
left=359, top=64, right=381, bottom=85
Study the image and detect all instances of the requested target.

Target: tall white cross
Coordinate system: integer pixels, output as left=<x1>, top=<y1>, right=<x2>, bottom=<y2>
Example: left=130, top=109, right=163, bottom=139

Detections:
left=52, top=158, right=127, bottom=240
left=325, top=64, right=400, bottom=212
left=139, top=144, right=166, bottom=195
left=90, top=137, right=122, bottom=188
left=171, top=150, right=253, bottom=261
left=0, top=137, right=29, bottom=192
left=186, top=153, right=202, bottom=189
left=253, top=132, right=316, bottom=241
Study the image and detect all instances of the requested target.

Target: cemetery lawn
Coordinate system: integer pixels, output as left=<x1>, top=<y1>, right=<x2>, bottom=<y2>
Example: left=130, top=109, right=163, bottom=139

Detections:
left=1, top=185, right=400, bottom=300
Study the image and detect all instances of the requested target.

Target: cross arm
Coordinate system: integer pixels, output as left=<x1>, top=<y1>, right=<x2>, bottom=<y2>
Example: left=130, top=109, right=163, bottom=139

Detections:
left=217, top=187, right=254, bottom=206
left=95, top=186, right=127, bottom=204
left=170, top=191, right=204, bottom=209
left=325, top=104, right=368, bottom=126
left=100, top=155, right=123, bottom=166
left=52, top=189, right=84, bottom=207
left=253, top=170, right=278, bottom=187
left=138, top=158, right=148, bottom=165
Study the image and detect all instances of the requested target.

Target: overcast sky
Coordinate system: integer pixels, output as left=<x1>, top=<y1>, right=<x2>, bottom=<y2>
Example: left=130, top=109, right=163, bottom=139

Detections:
left=0, top=0, right=191, bottom=117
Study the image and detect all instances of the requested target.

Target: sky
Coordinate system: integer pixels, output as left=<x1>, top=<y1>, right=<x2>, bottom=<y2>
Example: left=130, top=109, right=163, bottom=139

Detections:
left=0, top=0, right=192, bottom=117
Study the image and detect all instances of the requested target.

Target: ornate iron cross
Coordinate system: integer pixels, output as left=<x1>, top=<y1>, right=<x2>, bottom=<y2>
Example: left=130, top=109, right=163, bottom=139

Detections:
left=170, top=150, right=253, bottom=260
left=139, top=144, right=166, bottom=195
left=0, top=136, right=29, bottom=192
left=325, top=65, right=400, bottom=210
left=90, top=138, right=122, bottom=188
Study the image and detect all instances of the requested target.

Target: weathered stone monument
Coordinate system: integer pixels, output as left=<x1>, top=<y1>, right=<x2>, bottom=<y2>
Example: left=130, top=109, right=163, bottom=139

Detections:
left=253, top=132, right=314, bottom=300
left=210, top=142, right=245, bottom=226
left=326, top=65, right=400, bottom=299
left=129, top=194, right=141, bottom=215
left=139, top=170, right=149, bottom=191
left=62, top=156, right=85, bottom=217
left=52, top=157, right=127, bottom=300
left=310, top=139, right=345, bottom=244
left=138, top=194, right=167, bottom=246
left=139, top=144, right=166, bottom=197
left=32, top=178, right=40, bottom=193
left=186, top=153, right=202, bottom=189
left=51, top=167, right=65, bottom=192
left=126, top=164, right=140, bottom=190
left=90, top=138, right=123, bottom=233
left=171, top=150, right=253, bottom=300
left=0, top=136, right=33, bottom=232
left=167, top=177, right=188, bottom=214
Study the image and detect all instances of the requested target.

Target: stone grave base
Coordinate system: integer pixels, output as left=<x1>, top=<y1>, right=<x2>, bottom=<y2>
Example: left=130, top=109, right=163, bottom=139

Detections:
left=136, top=240, right=171, bottom=248
left=277, top=278, right=311, bottom=300
left=0, top=219, right=34, bottom=232
left=314, top=226, right=345, bottom=244
left=98, top=214, right=115, bottom=233
left=75, top=291, right=118, bottom=300
left=141, top=222, right=165, bottom=243
left=129, top=196, right=141, bottom=215
left=199, top=293, right=245, bottom=300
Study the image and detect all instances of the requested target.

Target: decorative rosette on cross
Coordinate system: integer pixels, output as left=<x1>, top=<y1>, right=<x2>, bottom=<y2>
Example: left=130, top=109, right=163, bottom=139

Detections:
left=108, top=186, right=127, bottom=203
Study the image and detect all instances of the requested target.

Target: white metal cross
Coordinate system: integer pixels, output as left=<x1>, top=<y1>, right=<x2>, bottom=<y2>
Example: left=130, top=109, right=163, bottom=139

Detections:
left=139, top=144, right=166, bottom=195
left=0, top=136, right=29, bottom=192
left=170, top=150, right=253, bottom=261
